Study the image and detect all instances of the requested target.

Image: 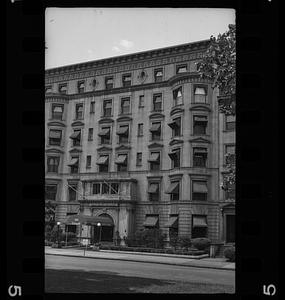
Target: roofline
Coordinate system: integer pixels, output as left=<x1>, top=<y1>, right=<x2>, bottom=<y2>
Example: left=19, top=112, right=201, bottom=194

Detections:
left=46, top=39, right=210, bottom=74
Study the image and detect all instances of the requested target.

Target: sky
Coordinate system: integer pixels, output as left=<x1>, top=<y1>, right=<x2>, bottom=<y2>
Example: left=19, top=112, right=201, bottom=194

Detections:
left=45, top=8, right=235, bottom=70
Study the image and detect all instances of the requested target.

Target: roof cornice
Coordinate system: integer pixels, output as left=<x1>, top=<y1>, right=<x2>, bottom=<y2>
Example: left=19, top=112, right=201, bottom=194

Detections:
left=45, top=40, right=210, bottom=78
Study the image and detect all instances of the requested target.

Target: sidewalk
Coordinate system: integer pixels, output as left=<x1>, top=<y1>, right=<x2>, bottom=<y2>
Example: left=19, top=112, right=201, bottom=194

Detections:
left=45, top=246, right=235, bottom=271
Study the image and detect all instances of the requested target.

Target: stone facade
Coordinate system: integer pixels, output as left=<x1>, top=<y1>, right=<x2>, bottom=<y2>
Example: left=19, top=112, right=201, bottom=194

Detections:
left=45, top=40, right=235, bottom=245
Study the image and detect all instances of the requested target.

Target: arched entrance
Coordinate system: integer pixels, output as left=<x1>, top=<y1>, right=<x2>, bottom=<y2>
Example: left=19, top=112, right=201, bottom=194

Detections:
left=93, top=213, right=114, bottom=243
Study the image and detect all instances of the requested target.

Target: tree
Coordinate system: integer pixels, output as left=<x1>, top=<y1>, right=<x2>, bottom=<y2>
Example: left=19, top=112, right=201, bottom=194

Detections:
left=197, top=24, right=236, bottom=192
left=45, top=200, right=56, bottom=228
left=197, top=24, right=236, bottom=115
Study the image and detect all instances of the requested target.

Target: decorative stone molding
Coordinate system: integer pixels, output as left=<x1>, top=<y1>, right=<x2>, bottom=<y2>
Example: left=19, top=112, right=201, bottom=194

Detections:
left=169, top=139, right=184, bottom=146
left=47, top=121, right=66, bottom=127
left=116, top=116, right=132, bottom=122
left=45, top=41, right=210, bottom=84
left=170, top=107, right=184, bottom=117
left=97, top=146, right=112, bottom=152
left=98, top=117, right=114, bottom=124
left=189, top=137, right=211, bottom=144
left=168, top=173, right=183, bottom=179
left=149, top=112, right=165, bottom=120
left=71, top=121, right=85, bottom=127
left=45, top=148, right=64, bottom=154
left=115, top=145, right=131, bottom=151
left=190, top=104, right=211, bottom=112
left=69, top=148, right=82, bottom=154
left=148, top=142, right=164, bottom=149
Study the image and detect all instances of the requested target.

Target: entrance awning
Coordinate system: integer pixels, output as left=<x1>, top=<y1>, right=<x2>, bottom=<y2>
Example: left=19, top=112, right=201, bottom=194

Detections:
left=64, top=214, right=113, bottom=226
left=192, top=216, right=207, bottom=227
left=165, top=216, right=178, bottom=228
left=143, top=216, right=158, bottom=227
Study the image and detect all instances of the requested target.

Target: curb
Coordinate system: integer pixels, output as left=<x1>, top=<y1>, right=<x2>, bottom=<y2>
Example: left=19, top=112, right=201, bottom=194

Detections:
left=45, top=252, right=235, bottom=271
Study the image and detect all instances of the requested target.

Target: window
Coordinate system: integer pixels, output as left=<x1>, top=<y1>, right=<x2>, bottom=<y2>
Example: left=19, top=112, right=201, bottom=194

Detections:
left=92, top=183, right=101, bottom=194
left=148, top=151, right=160, bottom=171
left=169, top=215, right=179, bottom=239
left=194, top=86, right=207, bottom=103
left=148, top=182, right=160, bottom=201
left=153, top=94, right=162, bottom=111
left=45, top=184, right=57, bottom=200
left=166, top=181, right=180, bottom=201
left=90, top=101, right=95, bottom=113
left=121, top=97, right=130, bottom=114
left=225, top=115, right=236, bottom=131
left=193, top=116, right=207, bottom=135
left=225, top=145, right=235, bottom=164
left=117, top=125, right=129, bottom=144
left=136, top=152, right=142, bottom=166
left=75, top=103, right=84, bottom=120
left=86, top=155, right=92, bottom=168
left=192, top=215, right=208, bottom=238
left=49, top=129, right=62, bottom=146
left=192, top=181, right=208, bottom=201
left=168, top=117, right=181, bottom=137
left=115, top=154, right=128, bottom=172
left=138, top=123, right=143, bottom=136
left=150, top=121, right=161, bottom=141
left=47, top=156, right=60, bottom=173
left=68, top=157, right=79, bottom=174
left=70, top=129, right=81, bottom=147
left=168, top=148, right=180, bottom=168
left=193, top=148, right=207, bottom=167
left=154, top=68, right=163, bottom=82
left=122, top=74, right=131, bottom=87
left=88, top=128, right=93, bottom=141
left=103, top=99, right=112, bottom=116
left=176, top=64, right=187, bottom=74
left=97, top=155, right=109, bottom=172
left=105, top=77, right=113, bottom=89
left=173, top=87, right=183, bottom=106
left=68, top=184, right=77, bottom=201
left=102, top=183, right=110, bottom=194
left=110, top=183, right=119, bottom=194
left=77, top=81, right=85, bottom=93
left=139, top=95, right=144, bottom=108
left=45, top=86, right=52, bottom=94
left=58, top=83, right=67, bottom=94
left=98, top=126, right=111, bottom=144
left=51, top=104, right=64, bottom=120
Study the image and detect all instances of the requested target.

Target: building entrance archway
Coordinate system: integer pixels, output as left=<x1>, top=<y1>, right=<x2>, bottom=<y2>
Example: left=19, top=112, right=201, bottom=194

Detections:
left=93, top=213, right=114, bottom=243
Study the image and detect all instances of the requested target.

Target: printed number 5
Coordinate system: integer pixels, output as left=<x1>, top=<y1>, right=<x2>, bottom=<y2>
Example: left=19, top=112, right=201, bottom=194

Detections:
left=8, top=285, right=22, bottom=297
left=263, top=284, right=276, bottom=296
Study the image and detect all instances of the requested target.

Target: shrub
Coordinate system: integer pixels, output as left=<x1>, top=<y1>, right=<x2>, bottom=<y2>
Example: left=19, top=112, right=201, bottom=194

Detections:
left=191, top=238, right=211, bottom=250
left=177, top=235, right=192, bottom=250
left=224, top=246, right=235, bottom=262
left=128, top=228, right=167, bottom=249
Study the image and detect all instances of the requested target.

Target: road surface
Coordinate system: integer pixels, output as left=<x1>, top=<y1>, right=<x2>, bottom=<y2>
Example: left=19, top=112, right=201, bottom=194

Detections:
left=45, top=254, right=235, bottom=293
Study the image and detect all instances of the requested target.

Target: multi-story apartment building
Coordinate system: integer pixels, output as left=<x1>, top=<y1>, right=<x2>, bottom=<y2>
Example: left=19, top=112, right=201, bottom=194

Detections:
left=45, top=40, right=235, bottom=247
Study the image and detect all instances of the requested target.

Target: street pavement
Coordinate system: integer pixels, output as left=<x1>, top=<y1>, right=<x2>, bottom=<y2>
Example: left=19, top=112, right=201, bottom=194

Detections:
left=45, top=254, right=235, bottom=291
left=45, top=246, right=235, bottom=270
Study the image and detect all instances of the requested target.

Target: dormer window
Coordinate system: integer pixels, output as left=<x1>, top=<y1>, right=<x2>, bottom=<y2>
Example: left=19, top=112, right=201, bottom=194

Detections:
left=77, top=81, right=85, bottom=93
left=58, top=83, right=67, bottom=94
left=122, top=74, right=131, bottom=87
left=176, top=64, right=187, bottom=74
left=105, top=77, right=113, bottom=90
left=154, top=68, right=163, bottom=82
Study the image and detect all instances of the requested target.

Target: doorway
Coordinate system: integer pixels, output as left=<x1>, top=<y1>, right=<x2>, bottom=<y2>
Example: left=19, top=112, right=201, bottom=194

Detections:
left=92, top=214, right=114, bottom=243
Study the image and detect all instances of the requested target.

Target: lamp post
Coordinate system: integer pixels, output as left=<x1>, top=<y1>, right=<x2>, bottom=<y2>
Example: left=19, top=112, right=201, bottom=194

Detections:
left=97, top=222, right=102, bottom=247
left=57, top=221, right=61, bottom=248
